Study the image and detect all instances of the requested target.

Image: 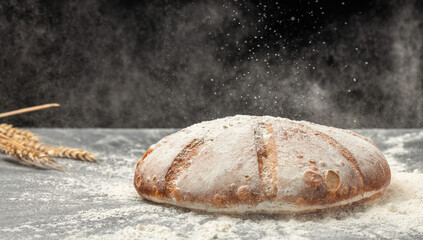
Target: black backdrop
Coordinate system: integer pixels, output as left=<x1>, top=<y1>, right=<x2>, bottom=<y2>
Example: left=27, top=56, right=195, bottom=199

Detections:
left=1, top=0, right=422, bottom=128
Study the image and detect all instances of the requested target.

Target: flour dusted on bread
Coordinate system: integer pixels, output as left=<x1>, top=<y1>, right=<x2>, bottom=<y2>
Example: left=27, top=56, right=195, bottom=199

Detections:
left=134, top=115, right=391, bottom=213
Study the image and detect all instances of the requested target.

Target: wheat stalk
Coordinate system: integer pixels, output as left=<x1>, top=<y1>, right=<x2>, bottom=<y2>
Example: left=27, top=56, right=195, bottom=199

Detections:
left=0, top=103, right=97, bottom=172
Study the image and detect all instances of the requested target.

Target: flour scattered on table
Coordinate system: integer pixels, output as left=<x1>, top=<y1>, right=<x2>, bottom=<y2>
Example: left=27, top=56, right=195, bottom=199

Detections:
left=70, top=164, right=423, bottom=238
left=1, top=130, right=423, bottom=240
left=77, top=131, right=423, bottom=240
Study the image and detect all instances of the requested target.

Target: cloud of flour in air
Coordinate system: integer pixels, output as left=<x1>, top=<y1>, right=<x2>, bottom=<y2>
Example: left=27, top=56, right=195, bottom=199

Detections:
left=151, top=1, right=333, bottom=126
left=149, top=0, right=423, bottom=128
left=299, top=0, right=423, bottom=128
left=0, top=0, right=422, bottom=128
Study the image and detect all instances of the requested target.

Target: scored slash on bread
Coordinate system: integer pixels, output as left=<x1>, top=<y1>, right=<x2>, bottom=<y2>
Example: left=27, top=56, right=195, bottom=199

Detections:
left=134, top=115, right=391, bottom=214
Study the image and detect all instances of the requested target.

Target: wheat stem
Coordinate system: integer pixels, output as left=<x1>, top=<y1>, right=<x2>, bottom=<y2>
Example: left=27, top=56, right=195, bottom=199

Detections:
left=0, top=103, right=60, bottom=118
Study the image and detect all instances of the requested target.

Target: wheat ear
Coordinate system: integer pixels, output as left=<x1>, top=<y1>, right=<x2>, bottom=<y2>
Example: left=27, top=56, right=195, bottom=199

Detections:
left=0, top=123, right=40, bottom=142
left=0, top=103, right=97, bottom=172
left=20, top=141, right=97, bottom=162
left=0, top=134, right=65, bottom=172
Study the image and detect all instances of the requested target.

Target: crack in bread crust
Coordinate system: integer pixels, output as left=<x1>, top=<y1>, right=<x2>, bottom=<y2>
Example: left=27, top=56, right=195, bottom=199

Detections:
left=254, top=123, right=278, bottom=200
left=287, top=121, right=365, bottom=195
left=164, top=139, right=204, bottom=197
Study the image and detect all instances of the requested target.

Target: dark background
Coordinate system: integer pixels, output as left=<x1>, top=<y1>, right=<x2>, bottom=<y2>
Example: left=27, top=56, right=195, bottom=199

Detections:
left=1, top=0, right=422, bottom=128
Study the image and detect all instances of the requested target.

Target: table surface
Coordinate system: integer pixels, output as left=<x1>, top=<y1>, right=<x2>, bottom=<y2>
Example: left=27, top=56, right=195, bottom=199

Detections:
left=1, top=128, right=422, bottom=240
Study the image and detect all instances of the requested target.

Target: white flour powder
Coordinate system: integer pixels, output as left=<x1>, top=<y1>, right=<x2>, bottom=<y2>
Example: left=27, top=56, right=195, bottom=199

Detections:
left=67, top=168, right=423, bottom=240
left=1, top=131, right=423, bottom=240
left=69, top=132, right=423, bottom=240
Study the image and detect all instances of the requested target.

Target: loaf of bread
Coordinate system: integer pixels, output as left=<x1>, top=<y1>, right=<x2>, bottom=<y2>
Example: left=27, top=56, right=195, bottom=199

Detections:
left=134, top=115, right=391, bottom=214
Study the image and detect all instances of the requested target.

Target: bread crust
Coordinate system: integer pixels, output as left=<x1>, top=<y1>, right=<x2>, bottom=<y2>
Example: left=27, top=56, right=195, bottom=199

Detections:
left=134, top=115, right=391, bottom=214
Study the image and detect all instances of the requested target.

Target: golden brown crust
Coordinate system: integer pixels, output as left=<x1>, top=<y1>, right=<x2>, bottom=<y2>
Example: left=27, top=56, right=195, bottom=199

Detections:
left=288, top=121, right=365, bottom=195
left=302, top=121, right=391, bottom=193
left=134, top=115, right=391, bottom=214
